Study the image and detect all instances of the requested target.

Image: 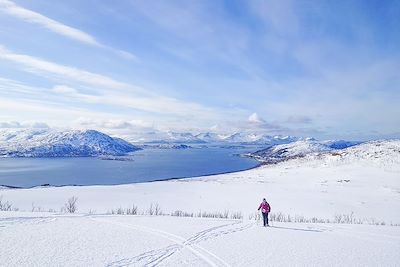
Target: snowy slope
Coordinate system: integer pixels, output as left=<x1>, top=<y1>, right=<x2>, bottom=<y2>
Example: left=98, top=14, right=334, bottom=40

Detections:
left=0, top=129, right=140, bottom=157
left=249, top=139, right=361, bottom=163
left=326, top=140, right=400, bottom=162
left=296, top=139, right=400, bottom=171
left=258, top=139, right=400, bottom=169
left=0, top=213, right=399, bottom=267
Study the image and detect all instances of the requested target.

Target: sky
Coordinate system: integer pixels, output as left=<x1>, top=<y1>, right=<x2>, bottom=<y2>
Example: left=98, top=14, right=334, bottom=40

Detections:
left=0, top=0, right=399, bottom=140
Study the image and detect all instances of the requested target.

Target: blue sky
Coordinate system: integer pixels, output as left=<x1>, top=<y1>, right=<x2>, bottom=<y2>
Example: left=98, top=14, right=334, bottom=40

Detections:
left=0, top=0, right=399, bottom=140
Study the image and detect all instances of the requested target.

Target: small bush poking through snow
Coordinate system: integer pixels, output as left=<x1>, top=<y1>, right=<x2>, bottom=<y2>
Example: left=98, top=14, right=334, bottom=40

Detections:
left=0, top=195, right=15, bottom=211
left=171, top=210, right=194, bottom=217
left=109, top=204, right=138, bottom=215
left=148, top=203, right=162, bottom=216
left=197, top=211, right=229, bottom=219
left=334, top=212, right=357, bottom=224
left=126, top=204, right=138, bottom=215
left=169, top=210, right=243, bottom=219
left=62, top=196, right=78, bottom=213
left=248, top=211, right=389, bottom=226
left=230, top=211, right=243, bottom=220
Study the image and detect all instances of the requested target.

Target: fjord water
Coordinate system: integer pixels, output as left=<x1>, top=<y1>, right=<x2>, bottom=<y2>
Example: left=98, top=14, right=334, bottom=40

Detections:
left=0, top=147, right=259, bottom=188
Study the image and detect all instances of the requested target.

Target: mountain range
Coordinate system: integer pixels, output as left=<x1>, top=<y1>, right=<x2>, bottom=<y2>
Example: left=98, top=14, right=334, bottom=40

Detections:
left=125, top=131, right=301, bottom=145
left=0, top=128, right=379, bottom=159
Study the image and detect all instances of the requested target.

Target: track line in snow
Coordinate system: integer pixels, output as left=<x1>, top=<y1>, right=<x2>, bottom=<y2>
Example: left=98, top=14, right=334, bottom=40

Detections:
left=91, top=216, right=252, bottom=266
left=0, top=216, right=57, bottom=228
left=185, top=222, right=254, bottom=244
left=92, top=217, right=225, bottom=266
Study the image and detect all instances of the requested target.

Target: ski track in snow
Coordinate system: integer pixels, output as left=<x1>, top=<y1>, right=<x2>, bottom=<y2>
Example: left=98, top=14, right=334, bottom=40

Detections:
left=0, top=216, right=57, bottom=228
left=91, top=216, right=253, bottom=267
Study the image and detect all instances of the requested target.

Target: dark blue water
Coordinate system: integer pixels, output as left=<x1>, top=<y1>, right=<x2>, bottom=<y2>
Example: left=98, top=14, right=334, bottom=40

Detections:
left=0, top=147, right=260, bottom=188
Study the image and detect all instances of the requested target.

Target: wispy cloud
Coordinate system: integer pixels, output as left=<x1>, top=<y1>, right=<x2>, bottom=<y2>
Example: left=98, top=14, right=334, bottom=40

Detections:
left=0, top=121, right=49, bottom=128
left=75, top=117, right=155, bottom=131
left=0, top=0, right=137, bottom=60
left=0, top=49, right=234, bottom=126
left=0, top=45, right=128, bottom=89
left=0, top=0, right=98, bottom=46
left=0, top=96, right=124, bottom=125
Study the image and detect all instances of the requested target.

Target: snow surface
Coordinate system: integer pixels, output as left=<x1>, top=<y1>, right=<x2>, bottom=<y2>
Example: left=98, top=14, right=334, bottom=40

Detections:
left=0, top=129, right=140, bottom=157
left=249, top=139, right=361, bottom=163
left=1, top=213, right=399, bottom=267
left=0, top=140, right=399, bottom=266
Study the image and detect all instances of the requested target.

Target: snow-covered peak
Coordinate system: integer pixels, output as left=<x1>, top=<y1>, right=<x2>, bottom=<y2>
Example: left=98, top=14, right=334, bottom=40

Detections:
left=126, top=131, right=205, bottom=144
left=194, top=132, right=223, bottom=143
left=0, top=129, right=140, bottom=157
left=323, top=140, right=400, bottom=166
left=249, top=139, right=400, bottom=168
left=123, top=130, right=304, bottom=145
left=219, top=132, right=299, bottom=145
left=250, top=139, right=361, bottom=163
left=165, top=131, right=205, bottom=143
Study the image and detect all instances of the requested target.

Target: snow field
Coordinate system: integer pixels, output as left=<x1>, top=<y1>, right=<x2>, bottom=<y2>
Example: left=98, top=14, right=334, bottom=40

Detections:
left=0, top=213, right=399, bottom=266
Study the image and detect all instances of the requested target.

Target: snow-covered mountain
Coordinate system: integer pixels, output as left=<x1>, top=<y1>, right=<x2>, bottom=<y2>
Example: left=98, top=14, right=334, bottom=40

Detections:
left=194, top=132, right=224, bottom=143
left=0, top=129, right=140, bottom=157
left=126, top=131, right=300, bottom=145
left=199, top=132, right=300, bottom=145
left=126, top=131, right=205, bottom=144
left=0, top=127, right=370, bottom=158
left=249, top=139, right=362, bottom=163
left=318, top=140, right=400, bottom=167
left=160, top=132, right=206, bottom=144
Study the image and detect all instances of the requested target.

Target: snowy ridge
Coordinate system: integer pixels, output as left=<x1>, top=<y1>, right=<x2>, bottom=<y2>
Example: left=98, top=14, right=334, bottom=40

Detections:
left=0, top=129, right=140, bottom=157
left=303, top=140, right=400, bottom=170
left=329, top=140, right=400, bottom=160
left=250, top=139, right=400, bottom=170
left=249, top=139, right=360, bottom=163
left=1, top=214, right=398, bottom=266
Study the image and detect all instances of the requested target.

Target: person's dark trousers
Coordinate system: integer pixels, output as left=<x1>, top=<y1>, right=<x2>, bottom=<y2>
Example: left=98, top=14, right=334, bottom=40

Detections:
left=262, top=212, right=269, bottom=226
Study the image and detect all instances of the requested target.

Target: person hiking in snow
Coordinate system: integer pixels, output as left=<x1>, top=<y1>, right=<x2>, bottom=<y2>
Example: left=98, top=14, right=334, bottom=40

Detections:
left=258, top=198, right=271, bottom=227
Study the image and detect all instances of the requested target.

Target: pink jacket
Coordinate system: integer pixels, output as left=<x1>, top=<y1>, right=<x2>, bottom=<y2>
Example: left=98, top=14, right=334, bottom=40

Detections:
left=258, top=202, right=271, bottom=213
